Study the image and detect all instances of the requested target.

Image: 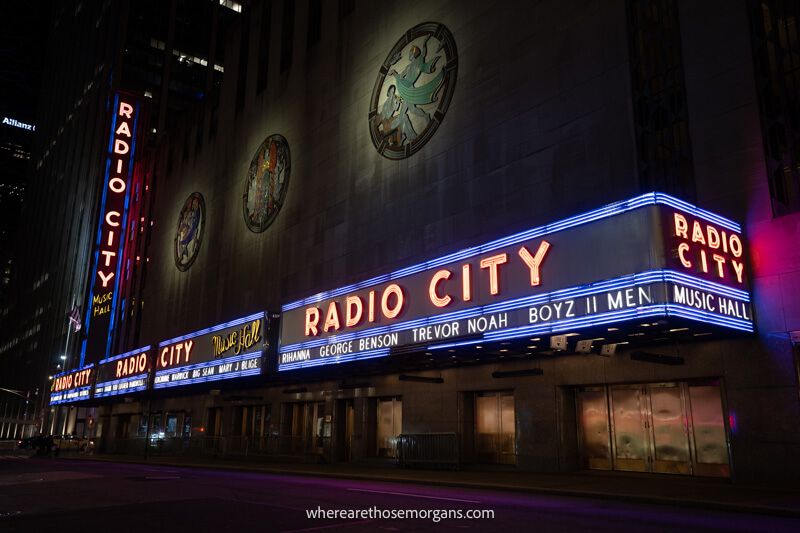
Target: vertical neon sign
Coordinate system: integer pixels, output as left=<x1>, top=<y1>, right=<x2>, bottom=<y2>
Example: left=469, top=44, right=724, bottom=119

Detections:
left=80, top=94, right=140, bottom=366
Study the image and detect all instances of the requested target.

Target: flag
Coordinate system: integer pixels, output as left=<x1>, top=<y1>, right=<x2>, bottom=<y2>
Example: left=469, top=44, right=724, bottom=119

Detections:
left=67, top=305, right=82, bottom=332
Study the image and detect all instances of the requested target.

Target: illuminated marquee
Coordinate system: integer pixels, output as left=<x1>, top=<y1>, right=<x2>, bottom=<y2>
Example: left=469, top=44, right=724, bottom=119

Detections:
left=154, top=312, right=266, bottom=389
left=94, top=346, right=151, bottom=398
left=277, top=193, right=754, bottom=371
left=81, top=94, right=141, bottom=365
left=49, top=365, right=94, bottom=405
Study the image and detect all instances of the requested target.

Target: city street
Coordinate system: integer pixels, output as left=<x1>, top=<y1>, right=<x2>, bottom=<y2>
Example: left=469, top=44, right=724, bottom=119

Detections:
left=1, top=456, right=799, bottom=532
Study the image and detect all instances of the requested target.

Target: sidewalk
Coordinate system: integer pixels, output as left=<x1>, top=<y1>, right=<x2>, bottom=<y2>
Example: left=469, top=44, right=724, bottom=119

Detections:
left=65, top=453, right=800, bottom=517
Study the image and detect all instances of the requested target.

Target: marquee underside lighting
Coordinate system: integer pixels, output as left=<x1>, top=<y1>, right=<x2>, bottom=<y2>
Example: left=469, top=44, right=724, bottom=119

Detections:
left=277, top=192, right=753, bottom=372
left=279, top=270, right=750, bottom=355
left=157, top=312, right=265, bottom=347
left=153, top=350, right=263, bottom=389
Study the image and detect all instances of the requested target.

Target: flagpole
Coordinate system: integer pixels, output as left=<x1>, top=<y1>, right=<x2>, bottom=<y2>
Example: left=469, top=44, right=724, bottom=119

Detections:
left=63, top=317, right=72, bottom=369
left=55, top=316, right=72, bottom=437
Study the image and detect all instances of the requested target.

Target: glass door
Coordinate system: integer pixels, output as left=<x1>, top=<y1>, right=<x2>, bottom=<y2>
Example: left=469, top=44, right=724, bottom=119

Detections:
left=648, top=384, right=691, bottom=474
left=688, top=384, right=730, bottom=477
left=609, top=386, right=649, bottom=472
left=577, top=388, right=611, bottom=470
left=376, top=398, right=402, bottom=458
left=578, top=381, right=730, bottom=477
left=475, top=391, right=516, bottom=464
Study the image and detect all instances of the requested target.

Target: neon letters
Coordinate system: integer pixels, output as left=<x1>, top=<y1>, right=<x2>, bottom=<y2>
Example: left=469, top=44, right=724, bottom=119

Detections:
left=115, top=351, right=149, bottom=379
left=303, top=241, right=551, bottom=337
left=96, top=101, right=134, bottom=292
left=212, top=319, right=261, bottom=358
left=52, top=367, right=93, bottom=393
left=672, top=212, right=745, bottom=284
left=158, top=340, right=194, bottom=369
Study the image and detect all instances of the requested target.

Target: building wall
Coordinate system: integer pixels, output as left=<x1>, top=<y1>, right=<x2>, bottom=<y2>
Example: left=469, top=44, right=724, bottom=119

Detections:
left=142, top=0, right=638, bottom=341
left=677, top=0, right=800, bottom=480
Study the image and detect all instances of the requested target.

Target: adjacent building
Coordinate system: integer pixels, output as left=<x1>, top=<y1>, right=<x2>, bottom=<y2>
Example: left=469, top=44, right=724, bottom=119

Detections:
left=0, top=0, right=238, bottom=438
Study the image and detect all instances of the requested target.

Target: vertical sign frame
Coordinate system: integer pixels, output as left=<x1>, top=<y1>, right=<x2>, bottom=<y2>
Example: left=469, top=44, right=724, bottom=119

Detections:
left=80, top=93, right=141, bottom=366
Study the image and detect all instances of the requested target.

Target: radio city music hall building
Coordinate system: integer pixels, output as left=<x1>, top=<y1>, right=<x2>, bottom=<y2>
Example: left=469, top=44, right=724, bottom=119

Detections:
left=34, top=0, right=800, bottom=483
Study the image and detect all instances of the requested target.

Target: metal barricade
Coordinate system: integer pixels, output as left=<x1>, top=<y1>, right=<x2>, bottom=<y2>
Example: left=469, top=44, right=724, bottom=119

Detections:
left=185, top=435, right=225, bottom=456
left=396, top=432, right=459, bottom=470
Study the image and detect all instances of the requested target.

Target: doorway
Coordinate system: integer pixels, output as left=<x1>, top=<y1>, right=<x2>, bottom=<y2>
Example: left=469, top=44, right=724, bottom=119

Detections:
left=474, top=391, right=516, bottom=464
left=234, top=405, right=270, bottom=437
left=206, top=407, right=223, bottom=437
left=281, top=401, right=329, bottom=454
left=576, top=381, right=730, bottom=477
left=375, top=398, right=402, bottom=458
left=335, top=399, right=355, bottom=461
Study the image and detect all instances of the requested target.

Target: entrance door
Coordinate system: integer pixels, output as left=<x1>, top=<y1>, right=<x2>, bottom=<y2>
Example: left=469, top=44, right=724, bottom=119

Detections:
left=609, top=386, right=649, bottom=472
left=576, top=388, right=611, bottom=470
left=282, top=402, right=329, bottom=454
left=688, top=384, right=730, bottom=477
left=336, top=399, right=354, bottom=462
left=649, top=384, right=691, bottom=474
left=577, top=381, right=730, bottom=477
left=115, top=414, right=131, bottom=439
left=206, top=408, right=223, bottom=437
left=303, top=401, right=328, bottom=453
left=475, top=391, right=516, bottom=464
left=376, top=398, right=402, bottom=458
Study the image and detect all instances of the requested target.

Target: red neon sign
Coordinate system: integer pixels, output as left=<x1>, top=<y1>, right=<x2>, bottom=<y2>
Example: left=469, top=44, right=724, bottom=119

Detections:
left=52, top=367, right=93, bottom=393
left=82, top=95, right=140, bottom=365
left=302, top=241, right=551, bottom=337
left=671, top=212, right=745, bottom=284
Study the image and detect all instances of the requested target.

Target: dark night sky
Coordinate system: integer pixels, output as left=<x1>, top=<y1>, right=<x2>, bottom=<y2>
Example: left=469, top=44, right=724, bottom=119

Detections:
left=0, top=1, right=51, bottom=122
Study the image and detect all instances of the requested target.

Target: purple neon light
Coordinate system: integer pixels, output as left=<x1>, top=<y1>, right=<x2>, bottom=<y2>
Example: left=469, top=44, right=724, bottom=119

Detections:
left=51, top=363, right=95, bottom=380
left=279, top=270, right=749, bottom=355
left=81, top=93, right=122, bottom=366
left=153, top=350, right=262, bottom=389
left=94, top=372, right=149, bottom=397
left=282, top=192, right=742, bottom=312
left=105, top=99, right=141, bottom=359
left=103, top=345, right=151, bottom=363
left=50, top=385, right=92, bottom=405
left=278, top=347, right=391, bottom=371
left=157, top=311, right=265, bottom=347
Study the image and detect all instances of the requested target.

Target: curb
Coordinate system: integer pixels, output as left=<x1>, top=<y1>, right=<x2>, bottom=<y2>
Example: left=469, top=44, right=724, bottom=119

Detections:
left=61, top=454, right=800, bottom=519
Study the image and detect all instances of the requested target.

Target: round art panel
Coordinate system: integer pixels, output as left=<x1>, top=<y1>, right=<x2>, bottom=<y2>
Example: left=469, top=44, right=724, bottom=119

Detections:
left=369, top=22, right=458, bottom=160
left=174, top=192, right=205, bottom=271
left=243, top=134, right=291, bottom=233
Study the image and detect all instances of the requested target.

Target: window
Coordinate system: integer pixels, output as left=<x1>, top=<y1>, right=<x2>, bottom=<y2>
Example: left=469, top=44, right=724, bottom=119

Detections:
left=219, top=0, right=242, bottom=13
left=280, top=0, right=295, bottom=73
left=257, top=2, right=272, bottom=93
left=307, top=0, right=322, bottom=47
left=749, top=0, right=800, bottom=215
left=626, top=0, right=695, bottom=199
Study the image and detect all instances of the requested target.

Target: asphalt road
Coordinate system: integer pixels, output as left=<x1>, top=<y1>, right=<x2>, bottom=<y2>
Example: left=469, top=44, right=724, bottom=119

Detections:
left=0, top=455, right=799, bottom=532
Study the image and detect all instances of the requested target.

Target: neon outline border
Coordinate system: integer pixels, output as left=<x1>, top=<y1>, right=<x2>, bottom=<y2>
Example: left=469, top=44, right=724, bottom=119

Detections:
left=281, top=192, right=743, bottom=312
left=277, top=271, right=753, bottom=370
left=80, top=95, right=141, bottom=365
